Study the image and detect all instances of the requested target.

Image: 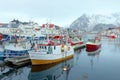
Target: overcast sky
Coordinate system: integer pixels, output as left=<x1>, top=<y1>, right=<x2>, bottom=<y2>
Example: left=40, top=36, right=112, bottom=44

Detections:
left=0, top=0, right=120, bottom=27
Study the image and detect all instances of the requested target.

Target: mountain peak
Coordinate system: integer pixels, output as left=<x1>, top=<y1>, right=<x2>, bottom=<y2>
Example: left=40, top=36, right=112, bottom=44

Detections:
left=70, top=13, right=120, bottom=31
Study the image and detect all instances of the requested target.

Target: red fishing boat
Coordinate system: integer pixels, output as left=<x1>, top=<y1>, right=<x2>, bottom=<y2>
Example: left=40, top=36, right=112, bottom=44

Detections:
left=107, top=34, right=116, bottom=39
left=86, top=37, right=101, bottom=53
left=106, top=32, right=117, bottom=39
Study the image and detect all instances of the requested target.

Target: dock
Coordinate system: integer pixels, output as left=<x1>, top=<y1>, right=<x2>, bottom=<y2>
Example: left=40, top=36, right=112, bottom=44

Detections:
left=5, top=56, right=31, bottom=68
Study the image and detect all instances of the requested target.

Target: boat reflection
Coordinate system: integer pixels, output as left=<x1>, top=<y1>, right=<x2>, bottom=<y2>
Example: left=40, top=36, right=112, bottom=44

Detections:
left=29, top=58, right=74, bottom=80
left=87, top=50, right=101, bottom=56
left=87, top=50, right=101, bottom=70
left=74, top=49, right=81, bottom=65
left=74, top=49, right=81, bottom=54
left=0, top=66, right=31, bottom=80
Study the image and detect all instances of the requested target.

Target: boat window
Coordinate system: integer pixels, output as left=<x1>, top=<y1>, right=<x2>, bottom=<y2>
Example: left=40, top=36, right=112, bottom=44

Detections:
left=79, top=37, right=82, bottom=40
left=48, top=46, right=53, bottom=54
left=45, top=46, right=47, bottom=50
left=40, top=46, right=41, bottom=48
left=54, top=46, right=56, bottom=50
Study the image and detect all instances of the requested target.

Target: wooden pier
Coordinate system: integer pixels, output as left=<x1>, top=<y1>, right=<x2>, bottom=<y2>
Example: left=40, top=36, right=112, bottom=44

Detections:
left=5, top=56, right=31, bottom=68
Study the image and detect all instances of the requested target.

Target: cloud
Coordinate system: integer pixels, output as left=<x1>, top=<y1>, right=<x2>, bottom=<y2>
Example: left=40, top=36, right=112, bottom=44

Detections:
left=0, top=0, right=120, bottom=26
left=0, top=11, right=30, bottom=22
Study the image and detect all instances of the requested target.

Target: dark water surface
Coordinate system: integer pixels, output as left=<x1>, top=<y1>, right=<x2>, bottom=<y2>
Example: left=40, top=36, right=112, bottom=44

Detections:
left=1, top=37, right=120, bottom=80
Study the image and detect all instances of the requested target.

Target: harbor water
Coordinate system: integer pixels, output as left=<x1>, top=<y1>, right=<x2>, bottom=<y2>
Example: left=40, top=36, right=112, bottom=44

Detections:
left=0, top=36, right=120, bottom=80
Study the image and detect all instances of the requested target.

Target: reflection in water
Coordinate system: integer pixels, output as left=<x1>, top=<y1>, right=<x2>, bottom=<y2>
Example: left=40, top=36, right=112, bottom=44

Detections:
left=87, top=50, right=101, bottom=70
left=29, top=58, right=74, bottom=80
left=0, top=66, right=31, bottom=80
left=108, top=38, right=120, bottom=47
left=74, top=49, right=81, bottom=65
left=62, top=60, right=72, bottom=80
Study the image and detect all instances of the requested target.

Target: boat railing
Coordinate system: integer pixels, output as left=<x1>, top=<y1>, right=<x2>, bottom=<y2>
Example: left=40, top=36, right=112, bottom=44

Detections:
left=71, top=38, right=80, bottom=42
left=88, top=39, right=95, bottom=43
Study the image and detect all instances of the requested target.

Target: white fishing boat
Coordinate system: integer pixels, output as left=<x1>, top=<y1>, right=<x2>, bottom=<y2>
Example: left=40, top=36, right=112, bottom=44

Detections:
left=2, top=20, right=41, bottom=58
left=4, top=41, right=31, bottom=57
left=29, top=24, right=74, bottom=65
left=29, top=43, right=74, bottom=65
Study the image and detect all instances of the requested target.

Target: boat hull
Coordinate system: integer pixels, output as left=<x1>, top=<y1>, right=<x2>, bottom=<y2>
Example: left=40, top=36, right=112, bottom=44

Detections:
left=108, top=35, right=116, bottom=38
left=86, top=43, right=101, bottom=52
left=73, top=43, right=85, bottom=49
left=30, top=54, right=73, bottom=65
left=29, top=44, right=74, bottom=65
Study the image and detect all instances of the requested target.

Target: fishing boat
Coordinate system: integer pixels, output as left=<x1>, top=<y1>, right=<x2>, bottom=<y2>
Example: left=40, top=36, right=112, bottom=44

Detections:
left=29, top=37, right=74, bottom=65
left=3, top=36, right=31, bottom=57
left=86, top=37, right=101, bottom=53
left=29, top=24, right=74, bottom=65
left=2, top=21, right=41, bottom=58
left=67, top=29, right=85, bottom=49
left=106, top=33, right=117, bottom=39
left=68, top=36, right=85, bottom=49
left=0, top=33, right=10, bottom=58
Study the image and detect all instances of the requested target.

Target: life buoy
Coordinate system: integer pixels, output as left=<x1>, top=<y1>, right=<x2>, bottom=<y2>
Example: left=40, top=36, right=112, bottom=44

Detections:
left=0, top=33, right=3, bottom=41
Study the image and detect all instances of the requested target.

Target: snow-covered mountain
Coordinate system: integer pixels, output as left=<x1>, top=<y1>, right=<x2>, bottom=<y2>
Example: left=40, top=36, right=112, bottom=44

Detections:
left=70, top=13, right=120, bottom=31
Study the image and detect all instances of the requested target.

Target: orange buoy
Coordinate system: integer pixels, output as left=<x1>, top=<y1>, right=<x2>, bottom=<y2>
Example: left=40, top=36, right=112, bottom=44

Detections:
left=61, top=44, right=65, bottom=52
